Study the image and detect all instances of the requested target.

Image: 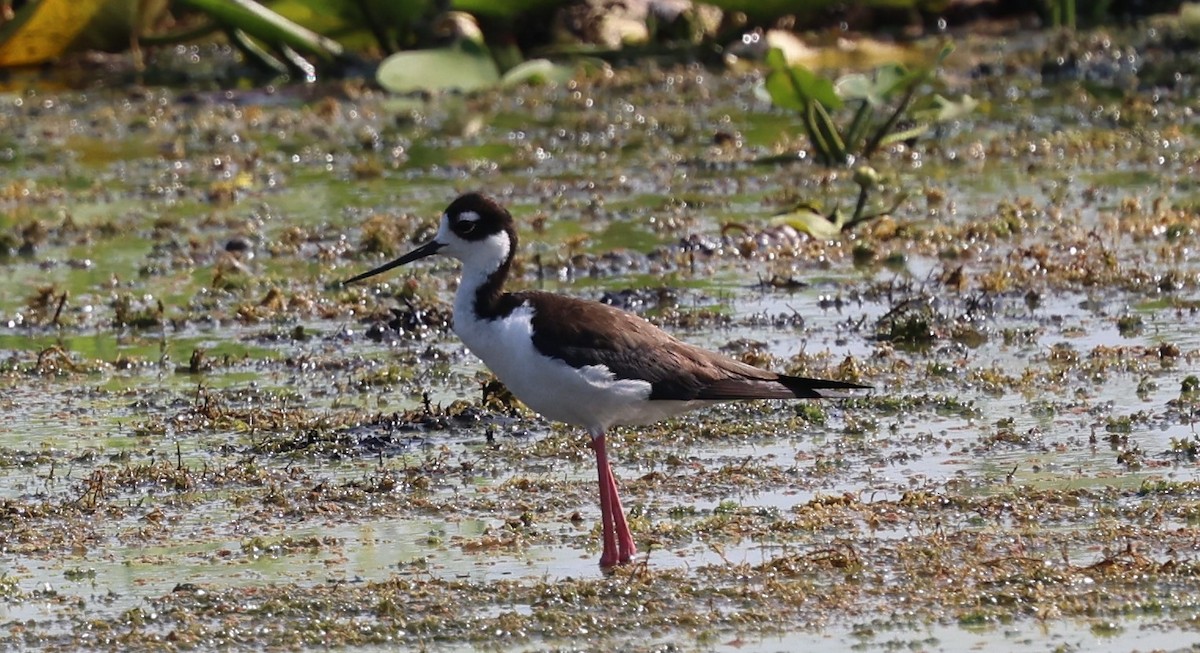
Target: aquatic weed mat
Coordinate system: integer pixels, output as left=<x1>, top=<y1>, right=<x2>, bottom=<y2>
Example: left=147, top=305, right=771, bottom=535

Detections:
left=3, top=26, right=1200, bottom=652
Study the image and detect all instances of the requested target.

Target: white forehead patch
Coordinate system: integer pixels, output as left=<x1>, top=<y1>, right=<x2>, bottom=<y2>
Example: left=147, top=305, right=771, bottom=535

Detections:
left=457, top=210, right=481, bottom=223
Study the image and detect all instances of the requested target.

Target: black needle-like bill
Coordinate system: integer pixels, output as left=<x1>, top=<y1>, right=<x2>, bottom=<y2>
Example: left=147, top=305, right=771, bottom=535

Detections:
left=341, top=240, right=445, bottom=286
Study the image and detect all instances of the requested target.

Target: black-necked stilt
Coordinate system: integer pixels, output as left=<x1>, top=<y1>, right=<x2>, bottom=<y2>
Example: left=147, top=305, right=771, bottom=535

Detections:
left=345, top=193, right=869, bottom=568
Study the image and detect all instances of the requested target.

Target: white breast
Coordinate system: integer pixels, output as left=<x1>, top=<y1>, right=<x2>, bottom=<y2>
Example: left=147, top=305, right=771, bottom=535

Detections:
left=452, top=300, right=702, bottom=433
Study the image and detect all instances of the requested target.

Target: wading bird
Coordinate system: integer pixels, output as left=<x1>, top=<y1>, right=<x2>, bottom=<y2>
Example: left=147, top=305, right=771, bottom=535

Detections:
left=345, top=193, right=869, bottom=567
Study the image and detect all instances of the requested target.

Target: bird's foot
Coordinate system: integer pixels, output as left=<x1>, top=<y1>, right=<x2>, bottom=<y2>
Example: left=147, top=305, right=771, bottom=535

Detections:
left=598, top=543, right=636, bottom=569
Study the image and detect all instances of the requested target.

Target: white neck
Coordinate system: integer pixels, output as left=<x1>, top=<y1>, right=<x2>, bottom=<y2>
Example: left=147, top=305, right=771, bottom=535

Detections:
left=446, top=230, right=512, bottom=321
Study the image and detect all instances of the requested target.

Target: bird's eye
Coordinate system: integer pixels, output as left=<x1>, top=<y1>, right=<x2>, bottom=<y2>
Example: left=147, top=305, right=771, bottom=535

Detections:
left=458, top=221, right=476, bottom=234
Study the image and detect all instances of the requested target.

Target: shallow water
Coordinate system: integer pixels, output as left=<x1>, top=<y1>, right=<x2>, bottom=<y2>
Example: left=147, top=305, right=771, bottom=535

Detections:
left=4, top=26, right=1200, bottom=651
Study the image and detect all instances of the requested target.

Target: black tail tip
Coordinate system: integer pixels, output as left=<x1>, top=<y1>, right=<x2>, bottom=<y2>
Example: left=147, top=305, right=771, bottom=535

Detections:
left=779, top=375, right=872, bottom=397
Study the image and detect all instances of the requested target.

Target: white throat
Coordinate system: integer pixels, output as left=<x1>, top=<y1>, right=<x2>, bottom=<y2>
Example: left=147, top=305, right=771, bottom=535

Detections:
left=432, top=214, right=512, bottom=321
left=456, top=232, right=510, bottom=296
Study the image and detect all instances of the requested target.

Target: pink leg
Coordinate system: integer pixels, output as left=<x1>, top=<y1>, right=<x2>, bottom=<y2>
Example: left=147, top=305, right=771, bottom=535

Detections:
left=605, top=462, right=636, bottom=563
left=596, top=440, right=619, bottom=567
left=593, top=433, right=637, bottom=567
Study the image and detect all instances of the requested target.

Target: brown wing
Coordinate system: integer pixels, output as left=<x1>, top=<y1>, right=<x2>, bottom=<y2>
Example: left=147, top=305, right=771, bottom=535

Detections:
left=519, top=291, right=867, bottom=401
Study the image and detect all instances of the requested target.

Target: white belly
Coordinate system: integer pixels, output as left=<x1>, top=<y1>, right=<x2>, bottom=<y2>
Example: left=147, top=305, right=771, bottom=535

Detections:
left=453, top=303, right=703, bottom=433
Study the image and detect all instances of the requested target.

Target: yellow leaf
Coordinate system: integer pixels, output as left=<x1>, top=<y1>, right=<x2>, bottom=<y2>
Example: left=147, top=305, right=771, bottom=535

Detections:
left=770, top=207, right=845, bottom=240
left=0, top=0, right=146, bottom=67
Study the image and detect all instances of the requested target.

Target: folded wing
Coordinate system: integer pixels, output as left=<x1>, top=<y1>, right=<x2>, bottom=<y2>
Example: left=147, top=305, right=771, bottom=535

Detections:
left=521, top=292, right=869, bottom=401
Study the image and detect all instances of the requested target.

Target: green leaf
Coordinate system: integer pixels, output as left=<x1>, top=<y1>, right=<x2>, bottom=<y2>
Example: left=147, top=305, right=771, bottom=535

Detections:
left=841, top=101, right=873, bottom=154
left=376, top=45, right=501, bottom=93
left=878, top=123, right=929, bottom=147
left=935, top=41, right=955, bottom=65
left=451, top=0, right=566, bottom=18
left=875, top=42, right=952, bottom=99
left=873, top=63, right=911, bottom=97
left=923, top=94, right=979, bottom=122
left=270, top=0, right=431, bottom=34
left=176, top=0, right=343, bottom=59
left=787, top=63, right=842, bottom=109
left=500, top=58, right=574, bottom=87
left=835, top=73, right=875, bottom=104
left=764, top=68, right=805, bottom=111
left=763, top=48, right=842, bottom=111
left=270, top=0, right=437, bottom=51
left=838, top=64, right=911, bottom=107
left=771, top=206, right=845, bottom=240
left=809, top=101, right=847, bottom=164
left=764, top=46, right=789, bottom=71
